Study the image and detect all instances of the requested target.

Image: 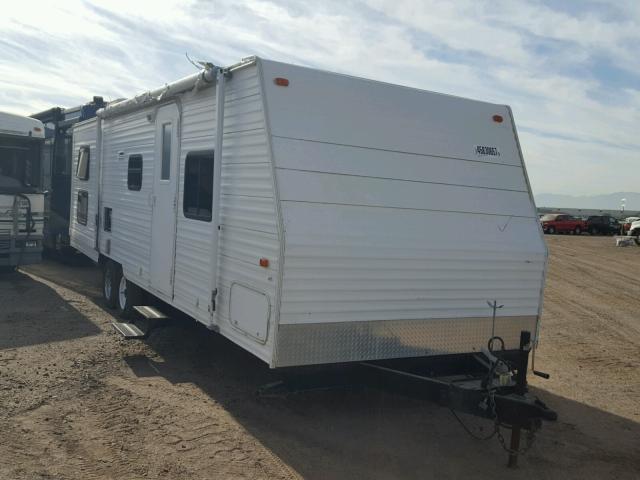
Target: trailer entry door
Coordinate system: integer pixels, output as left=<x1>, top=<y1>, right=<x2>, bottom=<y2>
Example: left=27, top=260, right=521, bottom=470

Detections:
left=150, top=104, right=179, bottom=297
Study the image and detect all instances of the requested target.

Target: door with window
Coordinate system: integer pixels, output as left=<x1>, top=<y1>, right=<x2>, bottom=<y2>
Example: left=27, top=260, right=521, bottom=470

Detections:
left=71, top=142, right=100, bottom=262
left=150, top=104, right=179, bottom=297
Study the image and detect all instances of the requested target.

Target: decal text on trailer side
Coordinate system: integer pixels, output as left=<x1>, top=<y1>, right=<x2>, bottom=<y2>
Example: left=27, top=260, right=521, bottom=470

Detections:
left=475, top=145, right=501, bottom=157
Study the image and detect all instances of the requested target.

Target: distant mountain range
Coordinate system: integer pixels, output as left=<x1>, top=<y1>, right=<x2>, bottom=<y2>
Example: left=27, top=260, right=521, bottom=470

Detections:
left=535, top=192, right=640, bottom=211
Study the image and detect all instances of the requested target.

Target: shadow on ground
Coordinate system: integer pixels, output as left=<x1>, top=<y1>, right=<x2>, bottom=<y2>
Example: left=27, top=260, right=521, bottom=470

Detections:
left=25, top=258, right=102, bottom=302
left=0, top=269, right=101, bottom=350
left=12, top=258, right=638, bottom=479
left=123, top=318, right=640, bottom=479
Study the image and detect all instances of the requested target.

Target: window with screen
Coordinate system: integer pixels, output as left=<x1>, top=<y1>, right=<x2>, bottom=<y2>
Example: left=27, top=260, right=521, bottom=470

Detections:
left=183, top=150, right=214, bottom=222
left=76, top=146, right=90, bottom=180
left=77, top=190, right=88, bottom=225
left=127, top=154, right=143, bottom=190
left=161, top=123, right=171, bottom=180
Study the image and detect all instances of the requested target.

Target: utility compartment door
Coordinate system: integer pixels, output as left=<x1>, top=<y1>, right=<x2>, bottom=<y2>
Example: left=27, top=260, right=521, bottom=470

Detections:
left=150, top=104, right=179, bottom=297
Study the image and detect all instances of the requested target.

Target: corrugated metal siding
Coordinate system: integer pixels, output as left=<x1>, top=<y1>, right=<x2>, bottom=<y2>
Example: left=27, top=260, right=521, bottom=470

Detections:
left=74, top=64, right=280, bottom=365
left=172, top=65, right=280, bottom=364
left=69, top=119, right=99, bottom=262
left=172, top=88, right=216, bottom=318
left=272, top=137, right=528, bottom=191
left=276, top=169, right=535, bottom=217
left=214, top=64, right=281, bottom=364
left=262, top=60, right=523, bottom=167
left=100, top=109, right=155, bottom=284
left=260, top=59, right=546, bottom=364
left=278, top=203, right=545, bottom=326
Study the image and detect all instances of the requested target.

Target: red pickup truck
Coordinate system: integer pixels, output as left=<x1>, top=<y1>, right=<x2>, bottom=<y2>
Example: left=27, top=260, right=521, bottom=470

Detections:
left=540, top=213, right=586, bottom=234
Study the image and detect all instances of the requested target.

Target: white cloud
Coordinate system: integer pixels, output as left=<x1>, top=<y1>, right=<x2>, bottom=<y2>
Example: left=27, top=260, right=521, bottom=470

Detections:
left=1, top=0, right=638, bottom=195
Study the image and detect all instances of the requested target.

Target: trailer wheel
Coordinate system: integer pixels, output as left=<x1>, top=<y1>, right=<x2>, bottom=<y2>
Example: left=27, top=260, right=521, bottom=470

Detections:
left=574, top=226, right=581, bottom=235
left=117, top=274, right=142, bottom=319
left=102, top=261, right=119, bottom=309
left=590, top=227, right=597, bottom=235
left=548, top=226, right=555, bottom=234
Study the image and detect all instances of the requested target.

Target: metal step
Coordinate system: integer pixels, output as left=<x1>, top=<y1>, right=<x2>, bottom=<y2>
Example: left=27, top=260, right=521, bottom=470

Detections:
left=111, top=321, right=146, bottom=339
left=133, top=305, right=169, bottom=320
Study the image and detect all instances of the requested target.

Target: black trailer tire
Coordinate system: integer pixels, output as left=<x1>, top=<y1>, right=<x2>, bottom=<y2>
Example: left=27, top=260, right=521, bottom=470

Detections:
left=103, top=261, right=119, bottom=309
left=116, top=274, right=142, bottom=319
left=574, top=226, right=582, bottom=235
left=548, top=226, right=555, bottom=234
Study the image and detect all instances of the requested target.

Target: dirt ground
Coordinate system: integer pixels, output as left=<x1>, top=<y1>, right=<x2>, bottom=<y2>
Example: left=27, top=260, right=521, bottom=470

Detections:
left=0, top=235, right=638, bottom=479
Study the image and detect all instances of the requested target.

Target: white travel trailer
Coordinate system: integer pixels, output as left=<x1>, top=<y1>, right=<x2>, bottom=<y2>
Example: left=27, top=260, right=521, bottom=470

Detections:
left=70, top=57, right=547, bottom=368
left=0, top=111, right=45, bottom=268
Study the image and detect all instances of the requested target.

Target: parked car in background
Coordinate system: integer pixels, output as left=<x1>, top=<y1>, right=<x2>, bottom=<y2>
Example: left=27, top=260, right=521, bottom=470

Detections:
left=628, top=219, right=640, bottom=237
left=585, top=215, right=620, bottom=235
left=540, top=213, right=586, bottom=234
left=621, top=217, right=640, bottom=235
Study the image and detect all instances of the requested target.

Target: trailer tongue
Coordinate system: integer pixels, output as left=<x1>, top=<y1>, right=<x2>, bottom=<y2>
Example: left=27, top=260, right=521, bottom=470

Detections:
left=115, top=304, right=556, bottom=467
left=260, top=329, right=556, bottom=468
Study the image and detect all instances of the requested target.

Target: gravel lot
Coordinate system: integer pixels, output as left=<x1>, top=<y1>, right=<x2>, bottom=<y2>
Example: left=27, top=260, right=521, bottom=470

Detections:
left=0, top=235, right=639, bottom=479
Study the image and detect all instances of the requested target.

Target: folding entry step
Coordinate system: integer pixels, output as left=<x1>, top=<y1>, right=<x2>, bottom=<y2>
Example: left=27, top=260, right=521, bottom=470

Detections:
left=111, top=321, right=146, bottom=339
left=133, top=305, right=169, bottom=320
left=111, top=306, right=170, bottom=340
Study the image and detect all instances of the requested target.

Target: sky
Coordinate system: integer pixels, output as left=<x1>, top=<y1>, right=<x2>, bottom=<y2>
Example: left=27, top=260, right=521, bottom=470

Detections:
left=1, top=0, right=638, bottom=196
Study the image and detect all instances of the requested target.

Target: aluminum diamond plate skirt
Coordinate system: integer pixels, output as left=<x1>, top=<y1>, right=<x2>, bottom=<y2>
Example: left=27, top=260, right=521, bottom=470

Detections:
left=274, top=315, right=538, bottom=367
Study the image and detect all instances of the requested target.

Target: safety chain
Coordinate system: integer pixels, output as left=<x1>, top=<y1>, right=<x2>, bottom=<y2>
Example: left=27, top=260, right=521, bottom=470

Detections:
left=451, top=388, right=538, bottom=456
left=489, top=390, right=538, bottom=455
left=496, top=422, right=537, bottom=455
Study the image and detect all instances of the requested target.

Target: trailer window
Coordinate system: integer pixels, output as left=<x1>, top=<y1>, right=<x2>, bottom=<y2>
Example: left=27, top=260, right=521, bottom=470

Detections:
left=183, top=150, right=213, bottom=222
left=161, top=123, right=171, bottom=180
left=77, top=190, right=88, bottom=225
left=127, top=155, right=143, bottom=191
left=76, top=146, right=90, bottom=180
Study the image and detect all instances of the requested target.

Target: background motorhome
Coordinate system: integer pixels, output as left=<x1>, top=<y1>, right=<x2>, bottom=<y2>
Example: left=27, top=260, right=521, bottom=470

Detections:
left=0, top=111, right=45, bottom=268
left=70, top=57, right=546, bottom=369
left=32, top=97, right=106, bottom=253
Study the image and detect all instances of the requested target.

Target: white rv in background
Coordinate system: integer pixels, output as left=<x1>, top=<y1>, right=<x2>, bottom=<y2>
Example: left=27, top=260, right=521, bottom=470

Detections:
left=70, top=57, right=547, bottom=368
left=0, top=111, right=45, bottom=268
